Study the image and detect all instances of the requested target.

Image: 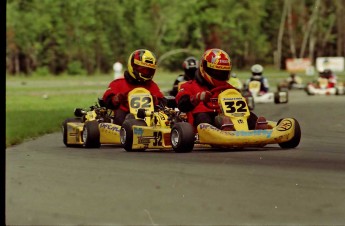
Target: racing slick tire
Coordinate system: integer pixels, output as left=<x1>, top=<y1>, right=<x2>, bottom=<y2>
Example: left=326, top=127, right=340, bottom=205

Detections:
left=83, top=121, right=101, bottom=148
left=62, top=118, right=83, bottom=147
left=120, top=119, right=147, bottom=152
left=171, top=122, right=195, bottom=153
left=274, top=91, right=288, bottom=104
left=278, top=118, right=301, bottom=149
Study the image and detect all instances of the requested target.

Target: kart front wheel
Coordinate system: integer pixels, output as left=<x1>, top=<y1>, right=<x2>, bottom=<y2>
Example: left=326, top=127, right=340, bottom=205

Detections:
left=83, top=121, right=101, bottom=148
left=62, top=118, right=83, bottom=147
left=278, top=118, right=301, bottom=149
left=120, top=119, right=147, bottom=152
left=171, top=122, right=195, bottom=153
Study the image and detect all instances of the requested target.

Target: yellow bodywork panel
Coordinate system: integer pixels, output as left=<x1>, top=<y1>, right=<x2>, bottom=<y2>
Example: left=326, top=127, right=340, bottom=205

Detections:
left=131, top=126, right=172, bottom=150
left=218, top=89, right=250, bottom=131
left=99, top=123, right=121, bottom=144
left=66, top=122, right=84, bottom=145
left=197, top=118, right=296, bottom=147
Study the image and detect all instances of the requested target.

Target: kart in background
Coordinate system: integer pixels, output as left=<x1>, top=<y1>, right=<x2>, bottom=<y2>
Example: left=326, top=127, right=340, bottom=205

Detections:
left=243, top=80, right=288, bottom=104
left=305, top=78, right=345, bottom=95
left=170, top=86, right=301, bottom=152
left=277, top=76, right=306, bottom=91
left=62, top=98, right=122, bottom=148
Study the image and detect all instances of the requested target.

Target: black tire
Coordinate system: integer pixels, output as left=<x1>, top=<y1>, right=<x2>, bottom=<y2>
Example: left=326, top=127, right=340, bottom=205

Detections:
left=171, top=122, right=195, bottom=153
left=246, top=96, right=255, bottom=110
left=83, top=121, right=101, bottom=148
left=274, top=91, right=288, bottom=104
left=62, top=118, right=83, bottom=147
left=120, top=119, right=147, bottom=152
left=278, top=118, right=301, bottom=149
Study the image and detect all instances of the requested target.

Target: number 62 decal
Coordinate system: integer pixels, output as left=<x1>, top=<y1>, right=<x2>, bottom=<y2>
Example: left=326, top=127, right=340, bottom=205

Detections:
left=130, top=96, right=152, bottom=109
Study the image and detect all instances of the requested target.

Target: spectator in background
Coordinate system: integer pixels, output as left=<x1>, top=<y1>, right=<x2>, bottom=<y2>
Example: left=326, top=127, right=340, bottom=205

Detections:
left=113, top=61, right=123, bottom=80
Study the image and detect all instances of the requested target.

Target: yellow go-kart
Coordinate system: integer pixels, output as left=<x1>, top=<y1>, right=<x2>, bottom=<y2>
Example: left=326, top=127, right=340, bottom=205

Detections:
left=120, top=88, right=189, bottom=152
left=170, top=86, right=301, bottom=152
left=62, top=98, right=122, bottom=148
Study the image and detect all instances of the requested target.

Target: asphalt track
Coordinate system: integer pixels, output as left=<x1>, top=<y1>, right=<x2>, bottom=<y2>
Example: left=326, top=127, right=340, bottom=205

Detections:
left=6, top=90, right=345, bottom=225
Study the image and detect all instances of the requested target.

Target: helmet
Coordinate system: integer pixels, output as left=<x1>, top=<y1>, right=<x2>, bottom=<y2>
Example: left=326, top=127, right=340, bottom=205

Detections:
left=127, top=49, right=157, bottom=83
left=251, top=64, right=263, bottom=75
left=199, top=48, right=232, bottom=87
left=182, top=56, right=198, bottom=80
left=231, top=73, right=237, bottom=78
left=320, top=69, right=332, bottom=78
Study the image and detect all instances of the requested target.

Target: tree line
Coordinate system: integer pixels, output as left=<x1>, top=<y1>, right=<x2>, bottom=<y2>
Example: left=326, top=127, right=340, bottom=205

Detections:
left=6, top=0, right=345, bottom=75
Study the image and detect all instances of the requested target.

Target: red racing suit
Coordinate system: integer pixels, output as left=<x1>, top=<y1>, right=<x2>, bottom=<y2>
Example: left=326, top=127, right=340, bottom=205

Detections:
left=103, top=77, right=164, bottom=112
left=175, top=79, right=236, bottom=126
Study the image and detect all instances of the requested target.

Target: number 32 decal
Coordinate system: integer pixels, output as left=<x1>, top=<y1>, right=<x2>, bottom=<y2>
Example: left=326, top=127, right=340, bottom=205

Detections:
left=224, top=100, right=247, bottom=113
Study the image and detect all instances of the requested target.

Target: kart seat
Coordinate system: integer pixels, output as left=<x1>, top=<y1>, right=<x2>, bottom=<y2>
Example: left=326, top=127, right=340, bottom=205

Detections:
left=255, top=116, right=268, bottom=130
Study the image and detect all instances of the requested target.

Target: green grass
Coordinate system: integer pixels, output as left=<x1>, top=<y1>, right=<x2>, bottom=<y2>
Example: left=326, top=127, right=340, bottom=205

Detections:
left=6, top=68, right=345, bottom=148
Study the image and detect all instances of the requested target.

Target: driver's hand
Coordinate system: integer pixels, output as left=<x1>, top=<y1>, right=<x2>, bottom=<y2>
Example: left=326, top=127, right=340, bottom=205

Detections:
left=190, top=91, right=212, bottom=105
left=112, top=93, right=126, bottom=107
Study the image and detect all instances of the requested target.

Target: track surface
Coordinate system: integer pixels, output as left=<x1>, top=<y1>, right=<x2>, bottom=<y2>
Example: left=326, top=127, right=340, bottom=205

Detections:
left=6, top=90, right=345, bottom=225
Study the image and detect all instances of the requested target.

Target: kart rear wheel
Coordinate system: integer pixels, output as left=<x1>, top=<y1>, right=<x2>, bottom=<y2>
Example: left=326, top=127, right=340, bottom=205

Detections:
left=274, top=91, right=288, bottom=104
left=83, top=121, right=101, bottom=148
left=120, top=119, right=147, bottom=152
left=278, top=118, right=301, bottom=149
left=171, top=122, right=195, bottom=153
left=62, top=118, right=83, bottom=147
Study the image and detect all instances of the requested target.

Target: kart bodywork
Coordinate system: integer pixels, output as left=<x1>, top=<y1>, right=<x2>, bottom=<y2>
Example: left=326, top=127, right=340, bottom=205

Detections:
left=170, top=88, right=301, bottom=152
left=120, top=88, right=189, bottom=152
left=62, top=99, right=121, bottom=148
left=305, top=78, right=345, bottom=95
left=246, top=80, right=288, bottom=104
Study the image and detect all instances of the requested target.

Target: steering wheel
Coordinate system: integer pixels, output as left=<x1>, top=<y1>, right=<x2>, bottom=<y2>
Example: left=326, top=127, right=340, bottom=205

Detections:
left=204, top=85, right=230, bottom=110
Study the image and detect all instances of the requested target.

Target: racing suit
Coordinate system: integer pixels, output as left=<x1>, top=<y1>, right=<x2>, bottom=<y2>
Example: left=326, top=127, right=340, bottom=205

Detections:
left=103, top=71, right=165, bottom=125
left=175, top=72, right=236, bottom=127
left=245, top=75, right=269, bottom=93
left=176, top=72, right=258, bottom=129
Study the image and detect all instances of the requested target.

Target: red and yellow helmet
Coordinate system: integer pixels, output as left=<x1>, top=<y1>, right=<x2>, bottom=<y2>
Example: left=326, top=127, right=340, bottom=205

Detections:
left=127, top=49, right=157, bottom=83
left=199, top=48, right=232, bottom=87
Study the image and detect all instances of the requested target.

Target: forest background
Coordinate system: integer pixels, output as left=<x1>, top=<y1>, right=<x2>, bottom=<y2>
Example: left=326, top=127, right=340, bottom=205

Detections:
left=6, top=0, right=345, bottom=76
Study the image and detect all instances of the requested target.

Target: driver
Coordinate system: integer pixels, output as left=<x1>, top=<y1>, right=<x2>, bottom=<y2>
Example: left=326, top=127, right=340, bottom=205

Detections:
left=319, top=69, right=337, bottom=88
left=102, top=49, right=166, bottom=125
left=245, top=64, right=270, bottom=94
left=175, top=48, right=237, bottom=128
left=169, top=56, right=199, bottom=96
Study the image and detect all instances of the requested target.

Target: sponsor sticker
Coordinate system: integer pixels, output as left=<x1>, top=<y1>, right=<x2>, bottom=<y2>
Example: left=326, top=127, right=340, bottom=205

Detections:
left=277, top=119, right=292, bottom=131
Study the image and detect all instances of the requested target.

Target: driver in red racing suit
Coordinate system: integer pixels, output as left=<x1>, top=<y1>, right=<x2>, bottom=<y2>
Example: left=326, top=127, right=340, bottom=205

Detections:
left=103, top=49, right=165, bottom=125
left=176, top=48, right=259, bottom=130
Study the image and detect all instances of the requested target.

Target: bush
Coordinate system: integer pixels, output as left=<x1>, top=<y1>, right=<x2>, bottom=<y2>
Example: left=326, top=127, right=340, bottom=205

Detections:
left=67, top=61, right=87, bottom=75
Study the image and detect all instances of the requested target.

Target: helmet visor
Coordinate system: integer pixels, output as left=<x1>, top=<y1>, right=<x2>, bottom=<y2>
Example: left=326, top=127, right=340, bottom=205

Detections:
left=134, top=65, right=156, bottom=80
left=205, top=66, right=230, bottom=81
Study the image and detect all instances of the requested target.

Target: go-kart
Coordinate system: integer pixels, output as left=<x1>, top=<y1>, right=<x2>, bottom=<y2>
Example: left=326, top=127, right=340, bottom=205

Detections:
left=170, top=86, right=301, bottom=152
left=62, top=98, right=122, bottom=148
left=277, top=75, right=305, bottom=91
left=305, top=78, right=345, bottom=95
left=120, top=87, right=188, bottom=152
left=244, top=80, right=288, bottom=104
